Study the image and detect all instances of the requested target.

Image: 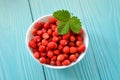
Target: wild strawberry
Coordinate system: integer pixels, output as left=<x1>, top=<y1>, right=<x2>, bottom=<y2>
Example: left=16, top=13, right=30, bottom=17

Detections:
left=63, top=54, right=68, bottom=59
left=56, top=20, right=59, bottom=25
left=70, top=35, right=75, bottom=42
left=51, top=56, right=57, bottom=61
left=37, top=30, right=43, bottom=36
left=62, top=33, right=70, bottom=40
left=68, top=42, right=75, bottom=47
left=77, top=36, right=83, bottom=41
left=40, top=52, right=47, bottom=57
left=78, top=44, right=86, bottom=52
left=42, top=33, right=49, bottom=39
left=79, top=28, right=84, bottom=35
left=48, top=42, right=57, bottom=49
left=57, top=54, right=65, bottom=62
left=39, top=57, right=46, bottom=64
left=47, top=51, right=54, bottom=58
left=62, top=60, right=70, bottom=66
left=60, top=40, right=67, bottom=46
left=39, top=45, right=45, bottom=52
left=32, top=29, right=37, bottom=36
left=70, top=47, right=77, bottom=53
left=47, top=29, right=52, bottom=35
left=34, top=22, right=42, bottom=29
left=69, top=54, right=76, bottom=62
left=75, top=53, right=79, bottom=58
left=54, top=50, right=60, bottom=55
left=34, top=52, right=40, bottom=59
left=33, top=36, right=41, bottom=42
left=29, top=41, right=36, bottom=48
left=49, top=17, right=57, bottom=24
left=50, top=60, right=56, bottom=66
left=56, top=61, right=62, bottom=66
left=76, top=41, right=83, bottom=47
left=52, top=36, right=59, bottom=42
left=63, top=46, right=70, bottom=54
left=58, top=45, right=63, bottom=51
left=44, top=22, right=50, bottom=29
left=46, top=58, right=50, bottom=64
left=42, top=39, right=48, bottom=46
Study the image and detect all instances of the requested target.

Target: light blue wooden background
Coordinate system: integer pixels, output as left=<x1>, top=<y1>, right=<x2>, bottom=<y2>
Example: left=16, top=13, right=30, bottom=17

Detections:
left=0, top=0, right=120, bottom=80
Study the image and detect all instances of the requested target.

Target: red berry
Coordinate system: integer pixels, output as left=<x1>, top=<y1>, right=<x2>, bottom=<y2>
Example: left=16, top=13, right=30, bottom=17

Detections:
left=51, top=56, right=57, bottom=61
left=48, top=42, right=57, bottom=49
left=39, top=45, right=45, bottom=52
left=68, top=42, right=75, bottom=47
left=47, top=29, right=52, bottom=35
left=50, top=60, right=56, bottom=66
left=63, top=46, right=70, bottom=54
left=76, top=41, right=83, bottom=47
left=42, top=39, right=48, bottom=46
left=42, top=33, right=49, bottom=39
left=34, top=22, right=42, bottom=29
left=62, top=60, right=70, bottom=66
left=32, top=29, right=37, bottom=36
left=46, top=47, right=50, bottom=51
left=37, top=30, right=43, bottom=36
left=49, top=17, right=57, bottom=24
left=54, top=50, right=60, bottom=55
left=39, top=57, right=46, bottom=64
left=40, top=52, right=47, bottom=57
left=50, top=24, right=56, bottom=31
left=56, top=61, right=62, bottom=66
left=77, top=36, right=83, bottom=41
left=57, top=54, right=65, bottom=62
left=60, top=40, right=67, bottom=46
left=58, top=36, right=62, bottom=40
left=69, top=54, right=76, bottom=62
left=34, top=52, right=40, bottom=59
left=41, top=28, right=47, bottom=33
left=44, top=22, right=50, bottom=29
left=70, top=35, right=75, bottom=42
left=63, top=54, right=68, bottom=59
left=46, top=58, right=50, bottom=64
left=62, top=33, right=70, bottom=40
left=75, top=53, right=79, bottom=58
left=37, top=42, right=42, bottom=47
left=52, top=36, right=59, bottom=42
left=70, top=47, right=77, bottom=53
left=56, top=20, right=59, bottom=25
left=29, top=41, right=36, bottom=48
left=78, top=44, right=86, bottom=52
left=47, top=51, right=54, bottom=58
left=52, top=32, right=58, bottom=36
left=79, top=28, right=84, bottom=35
left=33, top=36, right=41, bottom=42
left=58, top=45, right=63, bottom=51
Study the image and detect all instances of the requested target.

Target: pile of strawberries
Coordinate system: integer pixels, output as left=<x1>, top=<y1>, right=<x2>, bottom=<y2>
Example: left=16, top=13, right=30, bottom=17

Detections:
left=28, top=16, right=86, bottom=66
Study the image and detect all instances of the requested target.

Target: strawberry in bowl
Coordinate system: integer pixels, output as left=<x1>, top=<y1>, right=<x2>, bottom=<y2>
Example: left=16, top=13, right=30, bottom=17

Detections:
left=26, top=10, right=89, bottom=69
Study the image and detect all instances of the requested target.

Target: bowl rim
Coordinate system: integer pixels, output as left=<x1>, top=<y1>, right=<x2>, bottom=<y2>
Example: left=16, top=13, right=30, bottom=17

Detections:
left=25, top=14, right=89, bottom=69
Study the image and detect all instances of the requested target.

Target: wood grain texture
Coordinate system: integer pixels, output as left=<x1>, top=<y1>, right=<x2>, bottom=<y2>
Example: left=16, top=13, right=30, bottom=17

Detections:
left=29, top=0, right=120, bottom=80
left=0, top=0, right=45, bottom=80
left=0, top=0, right=120, bottom=80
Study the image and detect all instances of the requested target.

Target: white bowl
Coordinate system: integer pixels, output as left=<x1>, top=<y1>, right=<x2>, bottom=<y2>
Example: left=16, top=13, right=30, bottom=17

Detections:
left=26, top=14, right=89, bottom=69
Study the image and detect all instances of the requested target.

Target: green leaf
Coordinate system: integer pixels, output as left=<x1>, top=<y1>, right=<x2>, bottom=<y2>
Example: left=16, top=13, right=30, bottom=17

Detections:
left=53, top=10, right=70, bottom=22
left=70, top=16, right=81, bottom=33
left=57, top=21, right=70, bottom=35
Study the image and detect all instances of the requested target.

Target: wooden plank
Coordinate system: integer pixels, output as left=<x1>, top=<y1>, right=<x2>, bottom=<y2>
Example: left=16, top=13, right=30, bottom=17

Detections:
left=29, top=0, right=120, bottom=80
left=0, top=0, right=45, bottom=80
